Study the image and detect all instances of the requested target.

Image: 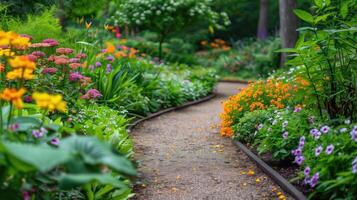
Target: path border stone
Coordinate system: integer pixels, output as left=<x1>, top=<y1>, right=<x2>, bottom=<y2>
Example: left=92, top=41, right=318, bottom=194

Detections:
left=233, top=141, right=307, bottom=200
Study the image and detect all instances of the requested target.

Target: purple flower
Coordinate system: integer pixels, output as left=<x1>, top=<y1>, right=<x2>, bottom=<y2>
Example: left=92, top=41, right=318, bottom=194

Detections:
left=24, top=96, right=33, bottom=103
left=282, top=131, right=289, bottom=139
left=282, top=120, right=288, bottom=128
left=308, top=116, right=315, bottom=124
left=9, top=123, right=19, bottom=132
left=303, top=177, right=310, bottom=185
left=95, top=61, right=102, bottom=67
left=299, top=136, right=306, bottom=148
left=309, top=172, right=319, bottom=187
left=69, top=72, right=84, bottom=81
left=294, top=156, right=304, bottom=165
left=22, top=191, right=31, bottom=200
left=304, top=166, right=311, bottom=177
left=32, top=130, right=44, bottom=138
left=310, top=128, right=321, bottom=139
left=350, top=128, right=357, bottom=142
left=292, top=148, right=302, bottom=156
left=106, top=55, right=114, bottom=61
left=325, top=144, right=334, bottom=155
left=315, top=146, right=323, bottom=156
left=257, top=124, right=264, bottom=130
left=106, top=64, right=112, bottom=73
left=294, top=107, right=302, bottom=113
left=320, top=125, right=330, bottom=134
left=352, top=157, right=357, bottom=174
left=51, top=138, right=60, bottom=146
left=89, top=65, right=95, bottom=70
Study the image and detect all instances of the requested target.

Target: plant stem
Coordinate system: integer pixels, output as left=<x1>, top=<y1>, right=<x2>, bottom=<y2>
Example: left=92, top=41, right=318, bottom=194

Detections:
left=7, top=103, right=13, bottom=129
left=0, top=101, right=3, bottom=135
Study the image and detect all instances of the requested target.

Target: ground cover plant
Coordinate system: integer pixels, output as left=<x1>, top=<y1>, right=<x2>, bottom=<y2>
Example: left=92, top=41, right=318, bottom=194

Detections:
left=220, top=0, right=357, bottom=199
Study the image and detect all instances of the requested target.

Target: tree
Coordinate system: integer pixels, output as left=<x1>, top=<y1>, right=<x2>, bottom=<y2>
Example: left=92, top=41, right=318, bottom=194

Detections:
left=110, top=0, right=230, bottom=60
left=257, top=0, right=269, bottom=40
left=279, top=0, right=298, bottom=66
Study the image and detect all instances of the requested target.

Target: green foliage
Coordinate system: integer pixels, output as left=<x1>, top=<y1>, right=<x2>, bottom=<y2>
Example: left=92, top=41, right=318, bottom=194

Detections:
left=233, top=110, right=272, bottom=144
left=5, top=8, right=62, bottom=42
left=287, top=0, right=357, bottom=119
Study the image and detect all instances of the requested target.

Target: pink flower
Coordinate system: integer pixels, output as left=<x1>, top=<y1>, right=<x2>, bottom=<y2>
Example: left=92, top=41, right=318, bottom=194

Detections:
left=75, top=53, right=87, bottom=59
left=81, top=89, right=102, bottom=99
left=42, top=67, right=58, bottom=74
left=69, top=63, right=82, bottom=69
left=56, top=48, right=73, bottom=55
left=69, top=72, right=84, bottom=81
left=31, top=51, right=46, bottom=58
left=27, top=54, right=37, bottom=62
left=42, top=39, right=59, bottom=46
left=54, top=57, right=69, bottom=65
left=69, top=58, right=80, bottom=63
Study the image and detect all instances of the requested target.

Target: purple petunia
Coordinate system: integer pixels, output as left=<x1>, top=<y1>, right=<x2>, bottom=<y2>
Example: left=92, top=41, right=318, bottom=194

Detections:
left=257, top=124, right=264, bottom=130
left=325, top=144, right=334, bottom=155
left=282, top=120, right=288, bottom=128
left=304, top=166, right=311, bottom=177
left=292, top=148, right=303, bottom=156
left=352, top=157, right=357, bottom=174
left=282, top=131, right=289, bottom=139
left=299, top=136, right=306, bottom=148
left=340, top=128, right=348, bottom=133
left=69, top=72, right=85, bottom=81
left=294, top=155, right=304, bottom=165
left=106, top=55, right=114, bottom=61
left=315, top=146, right=323, bottom=156
left=310, top=128, right=321, bottom=139
left=51, top=138, right=60, bottom=146
left=309, top=172, right=319, bottom=187
left=350, top=127, right=357, bottom=141
left=320, top=125, right=330, bottom=134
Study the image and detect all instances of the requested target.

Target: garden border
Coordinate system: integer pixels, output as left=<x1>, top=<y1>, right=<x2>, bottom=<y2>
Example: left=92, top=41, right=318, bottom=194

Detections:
left=127, top=93, right=216, bottom=130
left=233, top=141, right=307, bottom=200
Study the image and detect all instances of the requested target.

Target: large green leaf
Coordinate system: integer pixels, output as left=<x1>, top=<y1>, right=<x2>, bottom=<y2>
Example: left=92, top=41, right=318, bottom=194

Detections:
left=58, top=173, right=127, bottom=190
left=11, top=117, right=41, bottom=131
left=294, top=9, right=314, bottom=23
left=1, top=142, right=71, bottom=172
left=60, top=136, right=136, bottom=176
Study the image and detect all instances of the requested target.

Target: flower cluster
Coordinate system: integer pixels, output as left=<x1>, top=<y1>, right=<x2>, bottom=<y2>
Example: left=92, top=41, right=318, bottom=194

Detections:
left=220, top=79, right=298, bottom=137
left=201, top=39, right=231, bottom=51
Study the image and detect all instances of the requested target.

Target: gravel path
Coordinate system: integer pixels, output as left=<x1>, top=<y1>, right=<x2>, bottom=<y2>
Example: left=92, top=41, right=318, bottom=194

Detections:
left=131, top=82, right=291, bottom=200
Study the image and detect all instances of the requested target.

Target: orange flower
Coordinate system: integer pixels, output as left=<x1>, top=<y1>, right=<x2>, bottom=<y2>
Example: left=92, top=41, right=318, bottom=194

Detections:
left=85, top=21, right=92, bottom=29
left=105, top=42, right=115, bottom=54
left=0, top=88, right=26, bottom=109
left=0, top=64, right=4, bottom=72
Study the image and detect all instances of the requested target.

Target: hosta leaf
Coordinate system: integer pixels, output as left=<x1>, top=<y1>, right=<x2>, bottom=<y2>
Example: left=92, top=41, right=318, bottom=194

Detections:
left=1, top=142, right=71, bottom=172
left=11, top=117, right=41, bottom=131
left=58, top=173, right=127, bottom=190
left=60, top=136, right=136, bottom=176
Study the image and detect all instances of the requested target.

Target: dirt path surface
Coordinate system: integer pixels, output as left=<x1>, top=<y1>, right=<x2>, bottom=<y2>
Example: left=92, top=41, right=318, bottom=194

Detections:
left=131, top=82, right=291, bottom=200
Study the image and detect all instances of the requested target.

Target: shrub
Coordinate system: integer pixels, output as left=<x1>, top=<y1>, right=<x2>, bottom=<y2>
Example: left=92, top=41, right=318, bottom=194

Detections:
left=233, top=109, right=272, bottom=144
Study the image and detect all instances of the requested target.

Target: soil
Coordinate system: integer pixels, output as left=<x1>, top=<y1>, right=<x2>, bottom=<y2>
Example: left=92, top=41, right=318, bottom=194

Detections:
left=131, top=82, right=293, bottom=200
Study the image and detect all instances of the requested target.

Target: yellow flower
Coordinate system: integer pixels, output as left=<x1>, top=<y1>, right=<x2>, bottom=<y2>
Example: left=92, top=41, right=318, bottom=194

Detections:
left=85, top=21, right=92, bottom=29
left=32, top=92, right=67, bottom=113
left=0, top=88, right=26, bottom=109
left=6, top=68, right=35, bottom=80
left=11, top=36, right=30, bottom=49
left=8, top=56, right=36, bottom=70
left=0, top=30, right=30, bottom=48
left=0, top=49, right=15, bottom=57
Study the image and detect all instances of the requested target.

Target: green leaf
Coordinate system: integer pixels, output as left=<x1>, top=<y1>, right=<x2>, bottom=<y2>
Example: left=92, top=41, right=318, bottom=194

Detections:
left=340, top=2, right=349, bottom=18
left=314, top=0, right=331, bottom=8
left=1, top=142, right=71, bottom=172
left=294, top=9, right=314, bottom=23
left=275, top=48, right=297, bottom=53
left=11, top=117, right=41, bottom=131
left=58, top=173, right=127, bottom=190
left=60, top=136, right=136, bottom=176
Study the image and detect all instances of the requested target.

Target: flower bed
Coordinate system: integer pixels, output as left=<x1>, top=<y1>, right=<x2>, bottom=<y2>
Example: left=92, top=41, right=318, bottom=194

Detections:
left=0, top=30, right=218, bottom=199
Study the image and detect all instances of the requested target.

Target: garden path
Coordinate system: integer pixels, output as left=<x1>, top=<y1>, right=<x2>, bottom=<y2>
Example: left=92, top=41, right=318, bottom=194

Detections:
left=131, top=82, right=290, bottom=200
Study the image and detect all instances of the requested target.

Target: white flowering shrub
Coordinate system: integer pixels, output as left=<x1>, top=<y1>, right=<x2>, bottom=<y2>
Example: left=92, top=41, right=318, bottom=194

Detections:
left=110, top=0, right=230, bottom=58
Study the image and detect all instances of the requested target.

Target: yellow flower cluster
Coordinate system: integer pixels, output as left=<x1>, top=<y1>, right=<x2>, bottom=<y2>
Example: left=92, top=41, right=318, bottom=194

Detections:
left=32, top=92, right=67, bottom=113
left=7, top=56, right=36, bottom=80
left=220, top=79, right=298, bottom=137
left=0, top=30, right=31, bottom=49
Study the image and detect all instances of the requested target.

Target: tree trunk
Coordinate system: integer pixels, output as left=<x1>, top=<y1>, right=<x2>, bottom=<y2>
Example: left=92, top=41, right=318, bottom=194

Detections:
left=279, top=0, right=298, bottom=66
left=58, top=0, right=66, bottom=29
left=257, top=0, right=269, bottom=40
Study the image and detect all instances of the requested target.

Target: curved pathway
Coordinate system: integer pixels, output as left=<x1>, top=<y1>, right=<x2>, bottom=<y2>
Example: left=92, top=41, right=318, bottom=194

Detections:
left=131, top=82, right=290, bottom=200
